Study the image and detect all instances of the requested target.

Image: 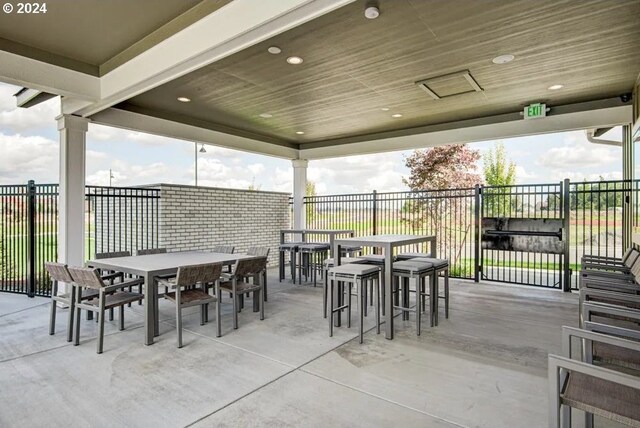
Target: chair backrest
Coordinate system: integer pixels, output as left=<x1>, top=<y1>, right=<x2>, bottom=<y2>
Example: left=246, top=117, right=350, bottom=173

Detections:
left=234, top=257, right=268, bottom=277
left=95, top=251, right=131, bottom=259
left=175, top=263, right=223, bottom=287
left=67, top=266, right=105, bottom=290
left=212, top=245, right=235, bottom=254
left=137, top=248, right=167, bottom=256
left=44, top=262, right=73, bottom=283
left=630, top=255, right=640, bottom=280
left=246, top=246, right=270, bottom=257
left=623, top=249, right=640, bottom=268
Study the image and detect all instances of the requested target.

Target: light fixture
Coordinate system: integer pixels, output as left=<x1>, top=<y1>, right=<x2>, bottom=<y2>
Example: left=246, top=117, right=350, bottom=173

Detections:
left=391, top=113, right=403, bottom=118
left=381, top=107, right=390, bottom=111
left=259, top=113, right=273, bottom=118
left=287, top=56, right=303, bottom=65
left=296, top=131, right=305, bottom=135
left=267, top=46, right=282, bottom=54
left=492, top=54, right=514, bottom=65
left=199, top=144, right=206, bottom=153
left=177, top=96, right=191, bottom=103
left=364, top=5, right=380, bottom=19
left=547, top=84, right=564, bottom=90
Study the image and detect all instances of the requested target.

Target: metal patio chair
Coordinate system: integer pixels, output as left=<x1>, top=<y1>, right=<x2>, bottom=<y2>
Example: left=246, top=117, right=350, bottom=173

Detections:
left=45, top=262, right=97, bottom=342
left=158, top=262, right=223, bottom=346
left=219, top=257, right=268, bottom=330
left=246, top=247, right=270, bottom=301
left=68, top=266, right=144, bottom=354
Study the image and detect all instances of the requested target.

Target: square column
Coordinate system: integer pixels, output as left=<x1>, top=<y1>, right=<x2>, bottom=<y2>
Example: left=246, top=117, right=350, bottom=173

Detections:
left=57, top=114, right=88, bottom=270
left=292, top=159, right=308, bottom=229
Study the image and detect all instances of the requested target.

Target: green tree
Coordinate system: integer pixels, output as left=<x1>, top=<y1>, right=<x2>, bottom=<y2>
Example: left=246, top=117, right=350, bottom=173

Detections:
left=483, top=143, right=517, bottom=216
left=305, top=180, right=318, bottom=223
left=403, top=145, right=482, bottom=262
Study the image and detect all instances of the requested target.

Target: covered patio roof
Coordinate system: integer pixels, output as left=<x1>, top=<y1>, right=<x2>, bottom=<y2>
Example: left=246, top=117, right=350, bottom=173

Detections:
left=1, top=0, right=638, bottom=159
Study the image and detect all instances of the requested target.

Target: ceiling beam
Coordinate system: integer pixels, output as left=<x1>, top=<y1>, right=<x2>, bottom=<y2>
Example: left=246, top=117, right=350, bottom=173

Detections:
left=89, top=107, right=299, bottom=159
left=299, top=98, right=633, bottom=160
left=66, top=0, right=355, bottom=117
left=0, top=50, right=99, bottom=100
left=14, top=88, right=56, bottom=108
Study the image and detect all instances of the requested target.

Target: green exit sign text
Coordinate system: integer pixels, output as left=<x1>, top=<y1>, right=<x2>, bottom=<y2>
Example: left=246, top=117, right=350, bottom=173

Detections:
left=524, top=103, right=547, bottom=120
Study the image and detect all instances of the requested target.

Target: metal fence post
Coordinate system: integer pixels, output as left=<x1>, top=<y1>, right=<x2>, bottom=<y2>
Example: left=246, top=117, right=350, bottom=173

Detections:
left=474, top=184, right=481, bottom=282
left=562, top=178, right=571, bottom=292
left=27, top=180, right=36, bottom=298
left=372, top=190, right=378, bottom=235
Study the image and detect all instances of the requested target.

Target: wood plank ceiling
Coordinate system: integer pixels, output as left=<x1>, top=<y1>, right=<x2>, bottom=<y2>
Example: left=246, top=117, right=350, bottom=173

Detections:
left=119, top=0, right=640, bottom=145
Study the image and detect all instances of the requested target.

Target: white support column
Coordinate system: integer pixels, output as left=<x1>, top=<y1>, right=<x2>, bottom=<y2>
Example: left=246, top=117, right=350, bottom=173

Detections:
left=57, top=115, right=88, bottom=272
left=292, top=159, right=308, bottom=229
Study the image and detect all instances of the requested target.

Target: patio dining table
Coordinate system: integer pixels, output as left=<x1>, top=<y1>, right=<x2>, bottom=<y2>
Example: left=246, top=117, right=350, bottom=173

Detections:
left=86, top=251, right=259, bottom=345
left=280, top=229, right=355, bottom=257
left=332, top=234, right=436, bottom=340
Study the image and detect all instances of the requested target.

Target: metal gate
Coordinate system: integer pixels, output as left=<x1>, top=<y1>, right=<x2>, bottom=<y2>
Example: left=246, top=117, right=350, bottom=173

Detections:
left=478, top=181, right=569, bottom=290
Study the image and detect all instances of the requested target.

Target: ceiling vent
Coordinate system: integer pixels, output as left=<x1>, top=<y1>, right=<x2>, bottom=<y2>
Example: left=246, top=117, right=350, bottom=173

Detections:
left=415, top=70, right=483, bottom=100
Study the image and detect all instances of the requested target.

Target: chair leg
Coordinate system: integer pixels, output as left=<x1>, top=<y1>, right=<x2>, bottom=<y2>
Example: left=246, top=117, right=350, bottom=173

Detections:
left=109, top=307, right=114, bottom=322
left=359, top=281, right=364, bottom=344
left=259, top=283, right=265, bottom=321
left=347, top=282, right=352, bottom=329
left=216, top=284, right=222, bottom=337
left=176, top=287, right=183, bottom=348
left=97, top=297, right=105, bottom=354
left=119, top=305, right=125, bottom=331
left=376, top=275, right=381, bottom=334
left=329, top=279, right=334, bottom=337
left=66, top=286, right=76, bottom=343
left=232, top=280, right=239, bottom=329
left=430, top=276, right=436, bottom=328
left=74, top=294, right=82, bottom=346
left=200, top=304, right=206, bottom=326
left=49, top=281, right=57, bottom=336
left=444, top=269, right=449, bottom=319
left=416, top=277, right=421, bottom=336
left=263, top=270, right=268, bottom=302
left=253, top=290, right=260, bottom=312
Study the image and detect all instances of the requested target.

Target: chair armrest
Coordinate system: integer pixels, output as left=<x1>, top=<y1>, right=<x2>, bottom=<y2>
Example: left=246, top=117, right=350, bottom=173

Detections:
left=549, top=354, right=640, bottom=390
left=561, top=325, right=640, bottom=358
left=582, top=278, right=639, bottom=293
left=581, top=263, right=629, bottom=273
left=583, top=301, right=640, bottom=324
left=101, top=271, right=124, bottom=281
left=584, top=321, right=640, bottom=341
left=582, top=255, right=623, bottom=262
left=102, top=278, right=143, bottom=293
left=580, top=269, right=634, bottom=280
left=580, top=288, right=640, bottom=305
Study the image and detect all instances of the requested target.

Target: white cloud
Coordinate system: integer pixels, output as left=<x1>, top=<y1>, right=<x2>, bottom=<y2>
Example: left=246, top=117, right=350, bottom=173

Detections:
left=537, top=132, right=619, bottom=169
left=0, top=133, right=58, bottom=183
left=0, top=84, right=59, bottom=133
left=515, top=165, right=537, bottom=180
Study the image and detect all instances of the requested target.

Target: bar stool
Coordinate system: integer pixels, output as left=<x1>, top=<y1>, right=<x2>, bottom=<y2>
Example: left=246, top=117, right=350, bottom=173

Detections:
left=396, top=252, right=432, bottom=261
left=341, top=245, right=363, bottom=257
left=279, top=242, right=301, bottom=282
left=322, top=257, right=364, bottom=317
left=327, top=264, right=381, bottom=343
left=408, top=257, right=450, bottom=324
left=392, top=259, right=436, bottom=335
left=298, top=243, right=330, bottom=286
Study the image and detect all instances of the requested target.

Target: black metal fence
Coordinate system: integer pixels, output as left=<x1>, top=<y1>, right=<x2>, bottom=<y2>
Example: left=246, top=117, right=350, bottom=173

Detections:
left=0, top=182, right=159, bottom=297
left=302, top=179, right=640, bottom=290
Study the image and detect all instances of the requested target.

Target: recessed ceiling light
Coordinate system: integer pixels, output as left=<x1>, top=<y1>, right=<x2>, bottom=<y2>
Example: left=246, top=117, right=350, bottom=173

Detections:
left=391, top=113, right=403, bottom=118
left=381, top=107, right=390, bottom=111
left=364, top=6, right=380, bottom=19
left=267, top=46, right=281, bottom=54
left=177, top=97, right=191, bottom=103
left=287, top=56, right=303, bottom=65
left=492, top=54, right=515, bottom=65
left=296, top=131, right=305, bottom=135
left=259, top=113, right=273, bottom=118
left=547, top=84, right=564, bottom=90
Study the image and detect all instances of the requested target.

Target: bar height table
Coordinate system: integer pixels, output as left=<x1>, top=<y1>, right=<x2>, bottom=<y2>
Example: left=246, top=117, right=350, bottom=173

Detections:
left=332, top=234, right=436, bottom=340
left=279, top=229, right=355, bottom=257
left=87, top=251, right=258, bottom=345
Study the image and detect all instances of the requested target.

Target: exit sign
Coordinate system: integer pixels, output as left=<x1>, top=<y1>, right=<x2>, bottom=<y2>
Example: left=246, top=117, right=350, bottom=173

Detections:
left=524, top=103, right=546, bottom=119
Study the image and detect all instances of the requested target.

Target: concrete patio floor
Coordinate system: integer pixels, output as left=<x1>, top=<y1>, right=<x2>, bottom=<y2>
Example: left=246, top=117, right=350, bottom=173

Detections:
left=0, top=269, right=616, bottom=427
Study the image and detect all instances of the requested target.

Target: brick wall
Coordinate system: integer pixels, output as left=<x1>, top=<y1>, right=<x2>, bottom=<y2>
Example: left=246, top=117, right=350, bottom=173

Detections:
left=158, top=184, right=290, bottom=265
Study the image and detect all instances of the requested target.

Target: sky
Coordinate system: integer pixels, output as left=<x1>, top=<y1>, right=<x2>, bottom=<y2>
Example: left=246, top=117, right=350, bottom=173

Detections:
left=0, top=82, right=631, bottom=194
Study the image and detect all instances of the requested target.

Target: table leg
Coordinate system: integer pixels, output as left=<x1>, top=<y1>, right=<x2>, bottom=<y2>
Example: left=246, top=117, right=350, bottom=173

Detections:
left=144, top=273, right=154, bottom=345
left=384, top=246, right=393, bottom=339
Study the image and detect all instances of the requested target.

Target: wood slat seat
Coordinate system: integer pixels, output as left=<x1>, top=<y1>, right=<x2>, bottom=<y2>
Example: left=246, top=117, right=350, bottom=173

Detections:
left=164, top=289, right=217, bottom=305
left=562, top=371, right=640, bottom=427
left=85, top=291, right=144, bottom=310
left=593, top=342, right=640, bottom=372
left=219, top=280, right=261, bottom=294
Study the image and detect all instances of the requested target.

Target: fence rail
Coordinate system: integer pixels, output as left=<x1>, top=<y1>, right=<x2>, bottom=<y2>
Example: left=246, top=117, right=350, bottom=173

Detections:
left=0, top=183, right=160, bottom=297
